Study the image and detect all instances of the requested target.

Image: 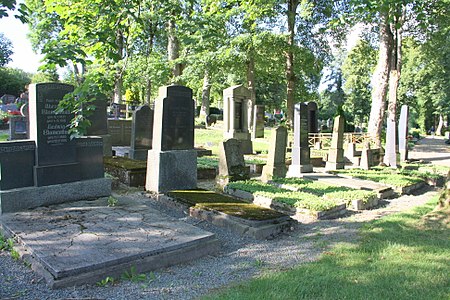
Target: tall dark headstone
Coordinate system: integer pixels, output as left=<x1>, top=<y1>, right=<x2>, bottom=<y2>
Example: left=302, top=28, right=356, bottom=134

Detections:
left=252, top=105, right=265, bottom=139
left=130, top=105, right=154, bottom=160
left=287, top=103, right=313, bottom=176
left=398, top=105, right=409, bottom=162
left=306, top=102, right=318, bottom=133
left=86, top=95, right=112, bottom=156
left=261, top=126, right=288, bottom=182
left=146, top=85, right=197, bottom=193
left=325, top=115, right=345, bottom=170
left=223, top=85, right=253, bottom=154
left=29, top=83, right=81, bottom=186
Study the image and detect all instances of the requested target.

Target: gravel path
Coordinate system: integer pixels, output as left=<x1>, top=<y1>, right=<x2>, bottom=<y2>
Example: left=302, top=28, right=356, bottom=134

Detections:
left=0, top=136, right=448, bottom=300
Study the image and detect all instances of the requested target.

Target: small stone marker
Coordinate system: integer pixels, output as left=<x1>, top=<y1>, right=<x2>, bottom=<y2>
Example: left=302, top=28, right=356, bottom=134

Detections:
left=223, top=85, right=253, bottom=154
left=360, top=142, right=373, bottom=170
left=383, top=110, right=397, bottom=168
left=130, top=105, right=153, bottom=160
left=398, top=105, right=409, bottom=162
left=29, top=83, right=81, bottom=186
left=216, top=138, right=250, bottom=187
left=108, top=119, right=132, bottom=146
left=287, top=102, right=313, bottom=176
left=9, top=116, right=28, bottom=140
left=325, top=115, right=345, bottom=170
left=86, top=95, right=112, bottom=156
left=146, top=85, right=197, bottom=193
left=252, top=105, right=265, bottom=139
left=261, top=126, right=288, bottom=182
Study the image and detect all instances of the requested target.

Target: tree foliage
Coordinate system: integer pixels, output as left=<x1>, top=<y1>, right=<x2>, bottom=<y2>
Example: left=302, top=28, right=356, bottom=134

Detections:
left=0, top=32, right=13, bottom=66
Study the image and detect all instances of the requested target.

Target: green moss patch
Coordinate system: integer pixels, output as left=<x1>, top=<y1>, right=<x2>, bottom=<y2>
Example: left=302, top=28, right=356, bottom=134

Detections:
left=168, top=189, right=285, bottom=221
left=104, top=156, right=147, bottom=170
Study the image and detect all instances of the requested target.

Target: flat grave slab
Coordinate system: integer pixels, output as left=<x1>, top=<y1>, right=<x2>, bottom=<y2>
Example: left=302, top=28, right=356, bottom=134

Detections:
left=0, top=196, right=219, bottom=288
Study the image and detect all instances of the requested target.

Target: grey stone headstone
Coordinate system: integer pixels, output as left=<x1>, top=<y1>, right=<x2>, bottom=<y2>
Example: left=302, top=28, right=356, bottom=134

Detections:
left=325, top=115, right=345, bottom=170
left=152, top=85, right=194, bottom=151
left=223, top=85, right=253, bottom=154
left=287, top=103, right=313, bottom=176
left=383, top=112, right=397, bottom=168
left=130, top=105, right=154, bottom=160
left=29, top=83, right=81, bottom=186
left=108, top=119, right=132, bottom=146
left=0, top=141, right=35, bottom=190
left=217, top=138, right=250, bottom=187
left=252, top=105, right=265, bottom=139
left=261, top=126, right=288, bottom=182
left=398, top=105, right=409, bottom=162
left=360, top=142, right=372, bottom=170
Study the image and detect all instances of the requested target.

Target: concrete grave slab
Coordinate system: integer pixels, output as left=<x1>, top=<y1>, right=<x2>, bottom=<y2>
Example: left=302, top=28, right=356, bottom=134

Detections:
left=0, top=196, right=219, bottom=288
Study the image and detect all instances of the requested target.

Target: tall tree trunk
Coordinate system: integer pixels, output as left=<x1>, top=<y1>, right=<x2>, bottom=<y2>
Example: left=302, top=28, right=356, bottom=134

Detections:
left=247, top=53, right=256, bottom=132
left=167, top=19, right=182, bottom=83
left=285, top=0, right=299, bottom=127
left=200, top=71, right=211, bottom=120
left=384, top=14, right=403, bottom=166
left=113, top=30, right=124, bottom=104
left=145, top=30, right=155, bottom=106
left=368, top=13, right=393, bottom=148
left=436, top=114, right=444, bottom=135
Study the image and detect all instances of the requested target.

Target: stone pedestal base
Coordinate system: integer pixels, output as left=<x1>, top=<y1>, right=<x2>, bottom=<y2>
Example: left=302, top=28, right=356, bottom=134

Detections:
left=261, top=164, right=287, bottom=182
left=129, top=148, right=150, bottom=161
left=98, top=134, right=112, bottom=156
left=146, top=150, right=197, bottom=193
left=286, top=164, right=313, bottom=177
left=325, top=161, right=345, bottom=170
left=34, top=163, right=81, bottom=187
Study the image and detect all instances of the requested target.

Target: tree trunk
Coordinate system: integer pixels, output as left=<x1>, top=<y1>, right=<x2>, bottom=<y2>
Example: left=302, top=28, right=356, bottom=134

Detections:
left=285, top=0, right=299, bottom=127
left=167, top=19, right=182, bottom=83
left=247, top=53, right=256, bottom=132
left=200, top=71, right=211, bottom=121
left=113, top=30, right=124, bottom=104
left=368, top=14, right=393, bottom=148
left=436, top=114, right=444, bottom=136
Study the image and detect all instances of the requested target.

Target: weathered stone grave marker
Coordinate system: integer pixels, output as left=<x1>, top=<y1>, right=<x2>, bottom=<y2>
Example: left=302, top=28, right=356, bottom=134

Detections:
left=252, top=104, right=265, bottom=139
left=398, top=105, right=409, bottom=162
left=261, top=126, right=288, bottom=182
left=9, top=116, right=28, bottom=140
left=223, top=85, right=253, bottom=154
left=360, top=141, right=373, bottom=170
left=216, top=138, right=250, bottom=188
left=86, top=95, right=112, bottom=156
left=146, top=85, right=197, bottom=193
left=287, top=102, right=313, bottom=176
left=130, top=105, right=153, bottom=160
left=384, top=108, right=397, bottom=167
left=325, top=115, right=345, bottom=170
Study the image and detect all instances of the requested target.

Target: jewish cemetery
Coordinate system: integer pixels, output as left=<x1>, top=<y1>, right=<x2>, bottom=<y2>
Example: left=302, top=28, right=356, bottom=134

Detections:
left=0, top=2, right=449, bottom=299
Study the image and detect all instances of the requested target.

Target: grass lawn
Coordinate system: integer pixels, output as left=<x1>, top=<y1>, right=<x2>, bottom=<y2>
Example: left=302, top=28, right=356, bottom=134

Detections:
left=204, top=199, right=450, bottom=300
left=0, top=133, right=8, bottom=141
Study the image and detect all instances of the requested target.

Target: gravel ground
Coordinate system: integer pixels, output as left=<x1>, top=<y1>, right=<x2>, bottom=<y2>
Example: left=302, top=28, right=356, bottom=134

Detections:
left=0, top=184, right=439, bottom=300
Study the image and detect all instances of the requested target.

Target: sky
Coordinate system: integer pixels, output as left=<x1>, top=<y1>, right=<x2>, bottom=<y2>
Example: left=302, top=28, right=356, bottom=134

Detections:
left=0, top=12, right=43, bottom=73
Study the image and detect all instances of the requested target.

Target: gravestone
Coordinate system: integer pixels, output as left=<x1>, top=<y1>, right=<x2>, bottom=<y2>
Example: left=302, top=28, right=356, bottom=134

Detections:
left=216, top=138, right=250, bottom=188
left=287, top=103, right=313, bottom=176
left=360, top=142, right=373, bottom=170
left=1, top=83, right=110, bottom=214
left=383, top=110, right=397, bottom=168
left=261, top=126, right=288, bottom=182
left=130, top=105, right=153, bottom=160
left=108, top=119, right=132, bottom=146
left=306, top=102, right=318, bottom=133
left=252, top=105, right=265, bottom=139
left=223, top=85, right=253, bottom=154
left=325, top=115, right=345, bottom=170
left=20, top=103, right=30, bottom=139
left=86, top=95, right=112, bottom=156
left=146, top=85, right=197, bottom=193
left=29, top=83, right=81, bottom=186
left=398, top=105, right=409, bottom=162
left=9, top=116, right=28, bottom=140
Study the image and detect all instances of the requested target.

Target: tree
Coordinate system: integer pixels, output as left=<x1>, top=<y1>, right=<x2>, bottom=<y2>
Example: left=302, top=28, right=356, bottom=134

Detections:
left=0, top=32, right=13, bottom=66
left=0, top=67, right=31, bottom=96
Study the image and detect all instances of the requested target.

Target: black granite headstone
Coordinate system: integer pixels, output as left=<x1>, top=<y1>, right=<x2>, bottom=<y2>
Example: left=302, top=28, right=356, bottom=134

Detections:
left=86, top=95, right=109, bottom=136
left=0, top=141, right=35, bottom=190
left=153, top=85, right=194, bottom=151
left=29, top=83, right=81, bottom=186
left=307, top=102, right=318, bottom=133
left=9, top=117, right=28, bottom=140
left=130, top=105, right=154, bottom=160
left=76, top=137, right=104, bottom=180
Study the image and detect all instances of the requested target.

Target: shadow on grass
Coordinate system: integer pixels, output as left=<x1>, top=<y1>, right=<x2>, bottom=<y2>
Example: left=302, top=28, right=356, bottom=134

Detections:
left=204, top=200, right=450, bottom=300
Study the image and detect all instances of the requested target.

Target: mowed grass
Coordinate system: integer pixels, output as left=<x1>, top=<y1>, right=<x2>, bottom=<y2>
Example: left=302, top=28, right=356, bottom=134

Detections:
left=204, top=199, right=450, bottom=300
